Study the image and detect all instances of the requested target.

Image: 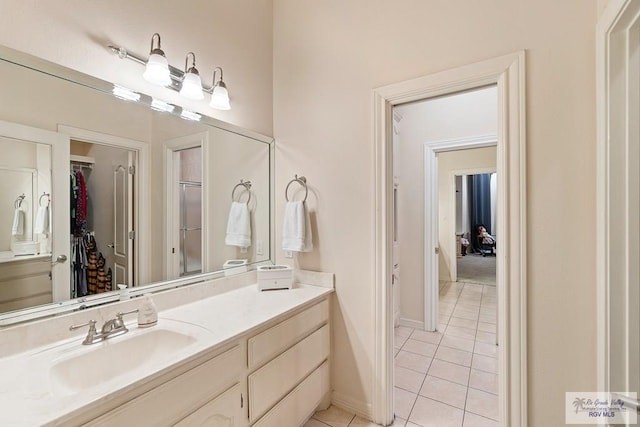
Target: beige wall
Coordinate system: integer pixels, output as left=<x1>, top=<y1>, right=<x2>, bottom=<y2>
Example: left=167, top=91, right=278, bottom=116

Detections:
left=437, top=148, right=496, bottom=282
left=0, top=0, right=273, bottom=136
left=395, top=88, right=497, bottom=323
left=274, top=0, right=598, bottom=424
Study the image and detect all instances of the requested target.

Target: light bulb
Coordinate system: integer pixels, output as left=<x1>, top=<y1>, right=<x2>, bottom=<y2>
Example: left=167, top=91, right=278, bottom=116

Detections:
left=180, top=70, right=204, bottom=100
left=143, top=53, right=171, bottom=86
left=210, top=82, right=231, bottom=110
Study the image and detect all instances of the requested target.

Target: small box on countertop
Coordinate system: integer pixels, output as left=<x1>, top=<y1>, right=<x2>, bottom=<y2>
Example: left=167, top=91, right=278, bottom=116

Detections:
left=257, top=265, right=293, bottom=291
left=223, top=259, right=248, bottom=277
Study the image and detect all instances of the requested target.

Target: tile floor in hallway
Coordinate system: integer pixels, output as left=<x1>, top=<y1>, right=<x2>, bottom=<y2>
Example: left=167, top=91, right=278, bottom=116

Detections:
left=304, top=281, right=498, bottom=427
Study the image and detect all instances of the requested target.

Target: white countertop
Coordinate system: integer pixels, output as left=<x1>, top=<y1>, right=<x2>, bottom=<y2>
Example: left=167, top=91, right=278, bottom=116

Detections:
left=0, top=282, right=332, bottom=426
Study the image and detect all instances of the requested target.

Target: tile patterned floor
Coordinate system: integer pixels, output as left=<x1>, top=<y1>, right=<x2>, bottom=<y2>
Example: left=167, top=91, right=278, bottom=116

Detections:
left=305, top=281, right=498, bottom=427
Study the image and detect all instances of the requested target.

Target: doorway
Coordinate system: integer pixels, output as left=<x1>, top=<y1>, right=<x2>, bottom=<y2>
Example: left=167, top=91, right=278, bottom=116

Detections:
left=392, top=88, right=499, bottom=425
left=454, top=171, right=497, bottom=286
left=69, top=140, right=137, bottom=296
left=373, top=53, right=526, bottom=426
left=163, top=132, right=209, bottom=281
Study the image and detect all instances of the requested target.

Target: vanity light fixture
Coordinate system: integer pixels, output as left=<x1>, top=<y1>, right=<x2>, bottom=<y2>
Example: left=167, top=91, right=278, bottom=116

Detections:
left=142, top=33, right=171, bottom=86
left=112, top=85, right=141, bottom=102
left=108, top=35, right=231, bottom=110
left=207, top=67, right=231, bottom=110
left=150, top=98, right=175, bottom=113
left=180, top=109, right=201, bottom=121
left=179, top=52, right=204, bottom=100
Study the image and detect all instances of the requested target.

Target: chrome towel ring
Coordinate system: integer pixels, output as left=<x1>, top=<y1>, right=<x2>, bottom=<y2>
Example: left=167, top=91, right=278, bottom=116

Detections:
left=39, top=192, right=51, bottom=207
left=14, top=194, right=25, bottom=209
left=285, top=174, right=308, bottom=202
left=231, top=179, right=252, bottom=204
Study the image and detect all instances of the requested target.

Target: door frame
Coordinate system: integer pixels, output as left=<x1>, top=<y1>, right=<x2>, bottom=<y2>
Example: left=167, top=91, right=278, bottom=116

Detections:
left=447, top=164, right=497, bottom=283
left=163, top=132, right=210, bottom=280
left=58, top=125, right=149, bottom=285
left=423, top=135, right=497, bottom=329
left=596, top=0, right=640, bottom=398
left=372, top=52, right=527, bottom=426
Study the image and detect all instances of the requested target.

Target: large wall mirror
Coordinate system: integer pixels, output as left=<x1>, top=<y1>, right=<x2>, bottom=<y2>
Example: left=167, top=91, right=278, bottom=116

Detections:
left=0, top=45, right=273, bottom=325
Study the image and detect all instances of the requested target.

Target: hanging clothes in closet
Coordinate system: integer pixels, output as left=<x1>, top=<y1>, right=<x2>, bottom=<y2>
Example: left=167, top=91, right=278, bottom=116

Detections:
left=70, top=169, right=112, bottom=298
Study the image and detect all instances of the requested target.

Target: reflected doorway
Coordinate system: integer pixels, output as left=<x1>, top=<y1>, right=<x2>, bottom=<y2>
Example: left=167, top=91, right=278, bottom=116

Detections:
left=70, top=140, right=137, bottom=297
left=174, top=146, right=203, bottom=277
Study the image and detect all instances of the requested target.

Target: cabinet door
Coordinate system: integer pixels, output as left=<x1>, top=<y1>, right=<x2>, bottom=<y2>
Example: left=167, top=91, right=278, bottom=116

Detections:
left=174, top=383, right=242, bottom=427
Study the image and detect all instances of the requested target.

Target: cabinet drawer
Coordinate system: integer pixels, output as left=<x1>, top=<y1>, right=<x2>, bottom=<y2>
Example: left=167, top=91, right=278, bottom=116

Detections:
left=252, top=361, right=330, bottom=427
left=248, top=299, right=329, bottom=369
left=86, top=345, right=241, bottom=426
left=248, top=324, right=330, bottom=422
left=174, top=383, right=242, bottom=427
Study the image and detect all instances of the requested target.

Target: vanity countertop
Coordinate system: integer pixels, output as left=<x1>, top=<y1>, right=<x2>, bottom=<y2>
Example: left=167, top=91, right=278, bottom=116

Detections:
left=0, top=281, right=333, bottom=426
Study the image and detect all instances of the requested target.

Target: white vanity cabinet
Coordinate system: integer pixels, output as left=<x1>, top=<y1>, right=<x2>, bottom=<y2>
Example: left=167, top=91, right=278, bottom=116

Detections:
left=75, top=295, right=331, bottom=427
left=174, top=383, right=243, bottom=427
left=247, top=298, right=330, bottom=426
left=84, top=345, right=243, bottom=427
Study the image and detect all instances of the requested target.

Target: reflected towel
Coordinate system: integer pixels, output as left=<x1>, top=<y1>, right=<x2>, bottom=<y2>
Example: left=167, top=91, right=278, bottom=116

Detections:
left=34, top=206, right=49, bottom=235
left=11, top=208, right=24, bottom=236
left=225, top=201, right=251, bottom=248
left=282, top=201, right=313, bottom=252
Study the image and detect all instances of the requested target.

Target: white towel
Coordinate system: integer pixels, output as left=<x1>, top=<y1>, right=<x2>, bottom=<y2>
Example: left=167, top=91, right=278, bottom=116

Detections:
left=282, top=201, right=313, bottom=252
left=11, top=208, right=24, bottom=236
left=225, top=201, right=251, bottom=248
left=34, top=206, right=49, bottom=235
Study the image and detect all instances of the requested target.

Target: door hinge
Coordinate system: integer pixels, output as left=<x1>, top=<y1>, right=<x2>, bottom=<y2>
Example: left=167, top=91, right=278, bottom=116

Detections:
left=240, top=393, right=244, bottom=408
left=128, top=230, right=135, bottom=240
left=435, top=247, right=439, bottom=254
left=129, top=165, right=135, bottom=175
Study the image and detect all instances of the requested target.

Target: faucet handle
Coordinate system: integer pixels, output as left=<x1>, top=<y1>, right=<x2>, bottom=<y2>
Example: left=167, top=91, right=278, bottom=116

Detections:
left=69, top=320, right=98, bottom=345
left=116, top=308, right=139, bottom=322
left=69, top=319, right=97, bottom=331
left=112, top=309, right=139, bottom=332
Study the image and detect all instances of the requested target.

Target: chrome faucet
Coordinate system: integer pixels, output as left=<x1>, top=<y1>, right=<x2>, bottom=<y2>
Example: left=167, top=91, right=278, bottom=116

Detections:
left=69, top=309, right=138, bottom=345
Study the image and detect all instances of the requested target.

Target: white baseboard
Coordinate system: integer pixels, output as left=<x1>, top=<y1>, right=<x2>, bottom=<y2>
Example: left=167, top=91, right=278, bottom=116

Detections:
left=399, top=318, right=424, bottom=330
left=332, top=391, right=373, bottom=421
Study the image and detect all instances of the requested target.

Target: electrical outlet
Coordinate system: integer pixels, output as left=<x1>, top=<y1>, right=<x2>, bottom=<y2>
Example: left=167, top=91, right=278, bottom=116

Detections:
left=284, top=250, right=293, bottom=258
left=240, top=246, right=248, bottom=253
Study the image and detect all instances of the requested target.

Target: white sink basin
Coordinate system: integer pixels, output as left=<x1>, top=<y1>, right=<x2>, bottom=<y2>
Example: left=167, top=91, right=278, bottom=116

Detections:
left=49, top=320, right=209, bottom=395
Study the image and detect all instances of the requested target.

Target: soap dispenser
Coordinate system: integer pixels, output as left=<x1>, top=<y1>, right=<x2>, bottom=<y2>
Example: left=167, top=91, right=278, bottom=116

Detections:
left=137, top=294, right=158, bottom=328
left=117, top=284, right=129, bottom=301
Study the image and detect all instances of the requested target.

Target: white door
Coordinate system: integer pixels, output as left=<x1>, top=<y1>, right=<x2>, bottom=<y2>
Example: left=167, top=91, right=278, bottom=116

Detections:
left=0, top=119, right=70, bottom=301
left=112, top=151, right=135, bottom=287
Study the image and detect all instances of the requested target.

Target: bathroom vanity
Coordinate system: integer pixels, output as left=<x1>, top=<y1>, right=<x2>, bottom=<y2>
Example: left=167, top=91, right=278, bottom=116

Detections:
left=0, top=271, right=333, bottom=426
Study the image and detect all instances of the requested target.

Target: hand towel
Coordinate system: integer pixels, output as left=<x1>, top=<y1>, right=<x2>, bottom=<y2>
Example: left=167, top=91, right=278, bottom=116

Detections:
left=225, top=201, right=251, bottom=248
left=34, top=206, right=49, bottom=235
left=11, top=208, right=24, bottom=236
left=282, top=201, right=313, bottom=252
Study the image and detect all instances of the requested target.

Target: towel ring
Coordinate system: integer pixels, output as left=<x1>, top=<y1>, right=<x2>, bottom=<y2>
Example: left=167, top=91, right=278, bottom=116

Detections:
left=285, top=175, right=308, bottom=202
left=14, top=194, right=25, bottom=209
left=39, top=193, right=50, bottom=207
left=231, top=180, right=252, bottom=204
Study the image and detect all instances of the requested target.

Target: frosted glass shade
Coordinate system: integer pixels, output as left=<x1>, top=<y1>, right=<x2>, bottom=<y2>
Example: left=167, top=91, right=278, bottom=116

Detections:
left=143, top=53, right=171, bottom=86
left=209, top=84, right=230, bottom=110
left=179, top=72, right=204, bottom=100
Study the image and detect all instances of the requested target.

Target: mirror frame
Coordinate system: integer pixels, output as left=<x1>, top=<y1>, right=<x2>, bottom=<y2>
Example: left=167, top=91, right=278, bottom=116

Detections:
left=0, top=44, right=275, bottom=326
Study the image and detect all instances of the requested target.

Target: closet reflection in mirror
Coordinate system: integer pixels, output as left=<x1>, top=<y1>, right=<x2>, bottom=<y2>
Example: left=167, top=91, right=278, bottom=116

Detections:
left=0, top=45, right=272, bottom=318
